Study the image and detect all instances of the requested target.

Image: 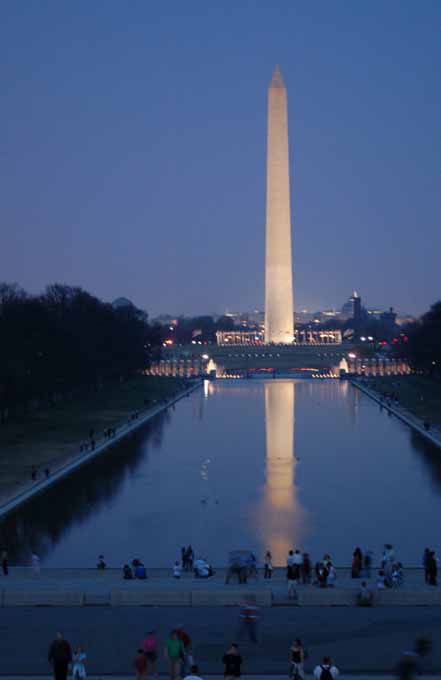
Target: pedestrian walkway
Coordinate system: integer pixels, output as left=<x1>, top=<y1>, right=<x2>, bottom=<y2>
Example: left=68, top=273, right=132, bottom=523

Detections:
left=0, top=566, right=439, bottom=607
left=352, top=379, right=441, bottom=450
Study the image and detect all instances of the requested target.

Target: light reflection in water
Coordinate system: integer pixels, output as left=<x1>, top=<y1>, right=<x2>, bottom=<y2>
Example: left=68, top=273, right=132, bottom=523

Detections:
left=259, top=380, right=307, bottom=563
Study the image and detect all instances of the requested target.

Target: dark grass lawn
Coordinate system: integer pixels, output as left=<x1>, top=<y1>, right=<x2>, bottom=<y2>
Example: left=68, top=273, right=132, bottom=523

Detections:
left=0, top=376, right=190, bottom=502
left=368, top=374, right=441, bottom=424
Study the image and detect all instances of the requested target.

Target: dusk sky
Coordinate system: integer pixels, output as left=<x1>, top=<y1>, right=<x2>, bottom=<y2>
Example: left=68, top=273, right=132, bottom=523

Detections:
left=2, top=1, right=440, bottom=317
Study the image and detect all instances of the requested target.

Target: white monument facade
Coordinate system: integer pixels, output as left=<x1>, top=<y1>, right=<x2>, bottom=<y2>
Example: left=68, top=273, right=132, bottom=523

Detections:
left=264, top=66, right=294, bottom=344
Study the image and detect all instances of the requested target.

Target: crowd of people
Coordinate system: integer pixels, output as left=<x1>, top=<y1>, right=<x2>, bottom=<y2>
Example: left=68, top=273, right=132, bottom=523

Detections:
left=279, top=543, right=439, bottom=596
left=1, top=543, right=438, bottom=592
left=47, top=624, right=347, bottom=680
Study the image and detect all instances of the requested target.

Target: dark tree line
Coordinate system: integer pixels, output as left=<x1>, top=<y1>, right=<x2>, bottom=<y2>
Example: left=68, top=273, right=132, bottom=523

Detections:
left=404, top=301, right=441, bottom=373
left=0, top=283, right=160, bottom=419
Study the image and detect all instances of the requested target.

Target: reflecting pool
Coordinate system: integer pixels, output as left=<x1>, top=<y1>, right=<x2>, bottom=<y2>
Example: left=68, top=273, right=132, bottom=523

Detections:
left=3, top=379, right=441, bottom=566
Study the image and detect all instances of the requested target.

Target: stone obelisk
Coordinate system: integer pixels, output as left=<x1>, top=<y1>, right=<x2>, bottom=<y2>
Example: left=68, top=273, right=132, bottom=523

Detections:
left=264, top=66, right=294, bottom=344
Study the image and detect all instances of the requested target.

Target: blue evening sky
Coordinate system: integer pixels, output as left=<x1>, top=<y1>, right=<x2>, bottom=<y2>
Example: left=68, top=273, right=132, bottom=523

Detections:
left=1, top=1, right=440, bottom=316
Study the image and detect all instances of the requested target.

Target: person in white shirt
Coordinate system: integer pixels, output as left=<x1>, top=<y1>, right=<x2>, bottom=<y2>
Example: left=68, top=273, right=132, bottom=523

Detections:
left=292, top=550, right=303, bottom=567
left=327, top=563, right=336, bottom=587
left=287, top=550, right=295, bottom=567
left=313, top=656, right=339, bottom=680
left=183, top=664, right=203, bottom=680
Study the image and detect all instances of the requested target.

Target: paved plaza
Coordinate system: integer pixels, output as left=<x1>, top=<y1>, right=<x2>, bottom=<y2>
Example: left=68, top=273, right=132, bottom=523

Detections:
left=0, top=606, right=440, bottom=674
left=0, top=567, right=439, bottom=607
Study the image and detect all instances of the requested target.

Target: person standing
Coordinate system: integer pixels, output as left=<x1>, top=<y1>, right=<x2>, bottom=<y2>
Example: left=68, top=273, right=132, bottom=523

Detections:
left=327, top=562, right=336, bottom=587
left=1, top=549, right=8, bottom=575
left=427, top=551, right=437, bottom=586
left=48, top=632, right=72, bottom=680
left=176, top=625, right=193, bottom=676
left=142, top=629, right=159, bottom=678
left=289, top=639, right=305, bottom=679
left=134, top=649, right=148, bottom=680
left=222, top=644, right=242, bottom=679
left=313, top=656, right=339, bottom=680
left=302, top=553, right=312, bottom=584
left=165, top=630, right=184, bottom=680
left=292, top=550, right=303, bottom=582
left=423, top=548, right=431, bottom=584
left=187, top=546, right=194, bottom=571
left=264, top=551, right=273, bottom=580
left=72, top=645, right=87, bottom=679
left=287, top=562, right=297, bottom=600
left=351, top=548, right=363, bottom=578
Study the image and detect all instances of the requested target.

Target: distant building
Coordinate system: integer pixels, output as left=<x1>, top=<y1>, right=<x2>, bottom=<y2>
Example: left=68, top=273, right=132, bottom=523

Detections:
left=341, top=291, right=362, bottom=321
left=151, top=314, right=178, bottom=326
left=112, top=297, right=147, bottom=322
left=380, top=307, right=397, bottom=331
left=112, top=297, right=135, bottom=309
left=216, top=329, right=342, bottom=346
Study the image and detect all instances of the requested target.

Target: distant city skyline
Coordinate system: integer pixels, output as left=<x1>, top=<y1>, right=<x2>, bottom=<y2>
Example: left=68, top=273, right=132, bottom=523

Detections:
left=1, top=2, right=440, bottom=317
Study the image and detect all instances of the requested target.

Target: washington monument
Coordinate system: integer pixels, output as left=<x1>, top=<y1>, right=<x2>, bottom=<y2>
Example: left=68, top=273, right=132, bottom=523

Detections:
left=264, top=66, right=294, bottom=344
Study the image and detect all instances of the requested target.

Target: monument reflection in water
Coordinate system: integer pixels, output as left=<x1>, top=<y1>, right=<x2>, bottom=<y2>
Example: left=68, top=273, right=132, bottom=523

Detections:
left=259, top=380, right=307, bottom=564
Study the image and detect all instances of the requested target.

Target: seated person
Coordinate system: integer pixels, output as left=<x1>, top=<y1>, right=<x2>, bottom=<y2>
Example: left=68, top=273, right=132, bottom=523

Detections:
left=123, top=564, right=133, bottom=580
left=194, top=558, right=212, bottom=578
left=357, top=581, right=373, bottom=606
left=135, top=562, right=147, bottom=579
left=97, top=555, right=106, bottom=570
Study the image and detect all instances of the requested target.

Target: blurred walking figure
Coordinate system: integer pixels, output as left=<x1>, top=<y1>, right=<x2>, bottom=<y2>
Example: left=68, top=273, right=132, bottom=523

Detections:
left=264, top=551, right=273, bottom=579
left=289, top=638, right=305, bottom=679
left=31, top=551, right=40, bottom=576
left=222, top=643, right=242, bottom=679
left=238, top=598, right=259, bottom=643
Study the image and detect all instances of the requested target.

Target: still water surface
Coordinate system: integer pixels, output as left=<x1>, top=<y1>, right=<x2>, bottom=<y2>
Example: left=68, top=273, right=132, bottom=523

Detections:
left=3, top=379, right=441, bottom=566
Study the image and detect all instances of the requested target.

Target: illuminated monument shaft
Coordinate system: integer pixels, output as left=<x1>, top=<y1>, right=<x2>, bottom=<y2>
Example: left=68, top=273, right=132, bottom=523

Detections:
left=265, top=66, right=294, bottom=344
